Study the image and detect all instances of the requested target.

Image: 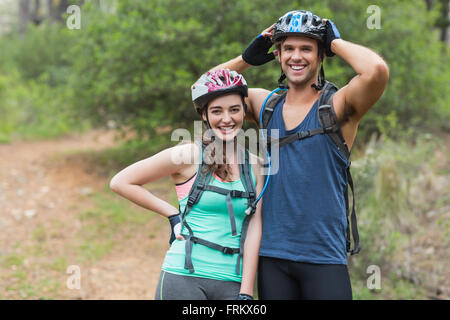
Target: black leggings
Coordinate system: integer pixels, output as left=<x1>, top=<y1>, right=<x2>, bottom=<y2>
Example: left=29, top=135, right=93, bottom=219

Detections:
left=258, top=256, right=352, bottom=300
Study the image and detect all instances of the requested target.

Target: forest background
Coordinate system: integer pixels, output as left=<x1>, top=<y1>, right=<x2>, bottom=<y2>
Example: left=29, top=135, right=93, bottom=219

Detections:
left=0, top=0, right=448, bottom=300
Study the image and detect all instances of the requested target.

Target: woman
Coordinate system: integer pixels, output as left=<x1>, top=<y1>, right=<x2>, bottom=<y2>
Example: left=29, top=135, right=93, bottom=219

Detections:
left=110, top=69, right=263, bottom=300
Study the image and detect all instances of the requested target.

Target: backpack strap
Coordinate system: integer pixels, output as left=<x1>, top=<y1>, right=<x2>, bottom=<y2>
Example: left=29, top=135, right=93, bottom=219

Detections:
left=181, top=144, right=257, bottom=274
left=272, top=127, right=327, bottom=148
left=181, top=161, right=211, bottom=273
left=239, top=149, right=256, bottom=212
left=202, top=185, right=253, bottom=236
left=316, top=82, right=360, bottom=254
left=317, top=81, right=350, bottom=160
left=263, top=82, right=341, bottom=150
left=235, top=149, right=256, bottom=275
left=261, top=91, right=288, bottom=130
left=345, top=168, right=360, bottom=255
left=182, top=165, right=243, bottom=273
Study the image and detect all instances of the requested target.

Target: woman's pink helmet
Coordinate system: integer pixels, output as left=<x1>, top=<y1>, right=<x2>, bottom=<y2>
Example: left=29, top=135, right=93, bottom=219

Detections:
left=191, top=69, right=248, bottom=114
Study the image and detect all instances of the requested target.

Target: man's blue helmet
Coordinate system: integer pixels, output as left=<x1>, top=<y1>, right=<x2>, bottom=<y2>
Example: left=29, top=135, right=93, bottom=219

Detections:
left=272, top=10, right=326, bottom=43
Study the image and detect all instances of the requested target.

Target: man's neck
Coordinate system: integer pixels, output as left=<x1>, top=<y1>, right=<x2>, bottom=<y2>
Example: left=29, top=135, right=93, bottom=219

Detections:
left=285, top=81, right=321, bottom=108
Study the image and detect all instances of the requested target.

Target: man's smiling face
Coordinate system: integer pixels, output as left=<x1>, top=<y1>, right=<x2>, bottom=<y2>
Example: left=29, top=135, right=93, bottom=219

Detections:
left=277, top=36, right=321, bottom=87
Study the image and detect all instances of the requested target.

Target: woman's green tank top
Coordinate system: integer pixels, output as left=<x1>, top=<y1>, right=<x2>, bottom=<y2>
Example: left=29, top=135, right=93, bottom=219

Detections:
left=162, top=144, right=255, bottom=283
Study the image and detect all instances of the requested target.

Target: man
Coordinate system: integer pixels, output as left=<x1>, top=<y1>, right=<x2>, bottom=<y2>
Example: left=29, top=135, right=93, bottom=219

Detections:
left=206, top=10, right=389, bottom=299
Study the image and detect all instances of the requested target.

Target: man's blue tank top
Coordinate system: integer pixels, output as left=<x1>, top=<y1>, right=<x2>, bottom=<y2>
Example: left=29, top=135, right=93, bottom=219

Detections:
left=260, top=96, right=350, bottom=265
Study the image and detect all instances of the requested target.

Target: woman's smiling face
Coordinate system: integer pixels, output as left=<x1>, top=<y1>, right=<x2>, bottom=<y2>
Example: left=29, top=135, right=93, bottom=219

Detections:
left=202, top=93, right=245, bottom=142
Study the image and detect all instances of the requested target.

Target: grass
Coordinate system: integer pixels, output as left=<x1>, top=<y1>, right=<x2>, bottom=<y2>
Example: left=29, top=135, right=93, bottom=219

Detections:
left=46, top=257, right=68, bottom=273
left=1, top=253, right=25, bottom=269
left=75, top=192, right=149, bottom=262
left=351, top=269, right=429, bottom=300
left=0, top=133, right=11, bottom=144
left=32, top=224, right=47, bottom=242
left=0, top=252, right=61, bottom=299
left=348, top=134, right=448, bottom=300
left=74, top=183, right=176, bottom=262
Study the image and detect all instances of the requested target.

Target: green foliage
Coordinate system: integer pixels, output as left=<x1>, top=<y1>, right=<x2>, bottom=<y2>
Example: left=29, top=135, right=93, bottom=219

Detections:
left=64, top=0, right=449, bottom=140
left=0, top=24, right=89, bottom=140
left=349, top=133, right=445, bottom=299
left=0, top=0, right=448, bottom=141
left=0, top=70, right=85, bottom=140
left=349, top=0, right=450, bottom=139
left=0, top=24, right=73, bottom=84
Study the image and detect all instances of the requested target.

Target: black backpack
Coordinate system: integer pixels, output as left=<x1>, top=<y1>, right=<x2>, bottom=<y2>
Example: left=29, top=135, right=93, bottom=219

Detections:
left=261, top=81, right=360, bottom=255
left=180, top=145, right=257, bottom=274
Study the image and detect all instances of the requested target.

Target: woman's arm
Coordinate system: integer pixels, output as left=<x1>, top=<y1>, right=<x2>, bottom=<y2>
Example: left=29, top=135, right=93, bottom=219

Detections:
left=109, top=143, right=198, bottom=218
left=239, top=156, right=264, bottom=297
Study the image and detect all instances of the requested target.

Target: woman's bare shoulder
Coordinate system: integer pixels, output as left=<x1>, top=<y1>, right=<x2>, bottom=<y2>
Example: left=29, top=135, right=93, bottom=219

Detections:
left=169, top=142, right=201, bottom=166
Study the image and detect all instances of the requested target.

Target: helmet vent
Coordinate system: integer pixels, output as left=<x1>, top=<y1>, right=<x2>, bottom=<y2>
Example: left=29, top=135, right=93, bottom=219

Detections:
left=286, top=14, right=292, bottom=25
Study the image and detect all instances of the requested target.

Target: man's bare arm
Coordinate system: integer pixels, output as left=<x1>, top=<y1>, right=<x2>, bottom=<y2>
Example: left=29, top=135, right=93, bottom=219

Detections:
left=198, top=25, right=277, bottom=123
left=332, top=39, right=389, bottom=123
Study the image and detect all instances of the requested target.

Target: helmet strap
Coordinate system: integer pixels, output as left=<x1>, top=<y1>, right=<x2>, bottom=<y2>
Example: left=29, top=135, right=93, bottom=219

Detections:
left=202, top=109, right=215, bottom=142
left=278, top=67, right=289, bottom=90
left=312, top=41, right=325, bottom=91
left=311, top=63, right=325, bottom=91
left=279, top=63, right=324, bottom=91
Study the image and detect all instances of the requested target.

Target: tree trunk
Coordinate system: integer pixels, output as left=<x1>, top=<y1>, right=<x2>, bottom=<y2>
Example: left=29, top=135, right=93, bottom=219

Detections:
left=18, top=0, right=30, bottom=37
left=47, top=0, right=55, bottom=23
left=30, top=0, right=42, bottom=25
left=57, top=0, right=69, bottom=22
left=441, top=0, right=450, bottom=44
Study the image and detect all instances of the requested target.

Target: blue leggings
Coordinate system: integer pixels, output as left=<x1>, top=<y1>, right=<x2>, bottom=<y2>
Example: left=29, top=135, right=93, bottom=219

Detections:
left=257, top=256, right=352, bottom=300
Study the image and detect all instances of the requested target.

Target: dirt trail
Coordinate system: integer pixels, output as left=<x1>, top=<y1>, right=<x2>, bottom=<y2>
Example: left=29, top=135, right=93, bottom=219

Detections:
left=0, top=130, right=170, bottom=299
